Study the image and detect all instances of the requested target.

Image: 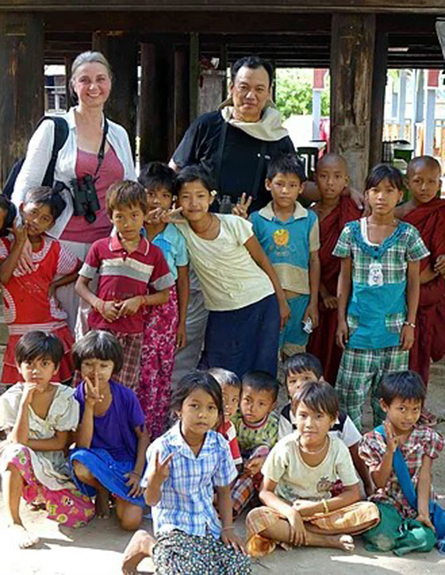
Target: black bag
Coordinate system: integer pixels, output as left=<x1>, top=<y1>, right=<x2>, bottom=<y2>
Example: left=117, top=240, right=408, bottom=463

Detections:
left=3, top=116, right=69, bottom=199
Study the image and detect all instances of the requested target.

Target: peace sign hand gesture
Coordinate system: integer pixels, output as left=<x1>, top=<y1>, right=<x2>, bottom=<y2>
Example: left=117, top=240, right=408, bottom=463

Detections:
left=84, top=373, right=103, bottom=408
left=152, top=451, right=173, bottom=484
left=384, top=421, right=399, bottom=454
left=232, top=193, right=252, bottom=219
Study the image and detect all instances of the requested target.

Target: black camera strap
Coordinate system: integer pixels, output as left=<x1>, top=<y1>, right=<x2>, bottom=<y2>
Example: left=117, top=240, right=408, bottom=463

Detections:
left=93, top=117, right=109, bottom=179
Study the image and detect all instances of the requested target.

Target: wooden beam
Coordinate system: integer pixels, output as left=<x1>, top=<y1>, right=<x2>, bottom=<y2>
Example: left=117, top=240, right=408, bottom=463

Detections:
left=92, top=31, right=138, bottom=156
left=369, top=30, right=388, bottom=167
left=189, top=32, right=199, bottom=123
left=330, top=13, right=376, bottom=189
left=0, top=12, right=44, bottom=186
left=4, top=1, right=445, bottom=14
left=173, top=46, right=190, bottom=149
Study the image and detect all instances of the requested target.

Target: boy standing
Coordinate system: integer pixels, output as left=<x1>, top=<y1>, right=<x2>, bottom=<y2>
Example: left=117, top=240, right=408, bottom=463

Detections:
left=307, top=154, right=362, bottom=384
left=334, top=165, right=429, bottom=431
left=396, top=156, right=445, bottom=389
left=76, top=181, right=174, bottom=390
left=231, top=371, right=279, bottom=516
left=250, top=153, right=320, bottom=358
left=360, top=371, right=443, bottom=555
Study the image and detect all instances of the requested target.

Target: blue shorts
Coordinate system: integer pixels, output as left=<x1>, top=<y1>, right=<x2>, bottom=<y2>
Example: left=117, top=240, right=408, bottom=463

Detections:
left=279, top=294, right=310, bottom=352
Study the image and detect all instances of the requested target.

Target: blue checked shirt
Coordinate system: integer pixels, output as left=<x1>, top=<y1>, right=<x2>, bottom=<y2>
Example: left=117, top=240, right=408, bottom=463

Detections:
left=142, top=422, right=237, bottom=538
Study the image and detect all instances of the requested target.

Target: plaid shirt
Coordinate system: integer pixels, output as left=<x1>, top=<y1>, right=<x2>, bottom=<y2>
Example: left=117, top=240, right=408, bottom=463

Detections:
left=333, top=219, right=429, bottom=284
left=142, top=422, right=237, bottom=538
left=359, top=425, right=443, bottom=518
left=232, top=411, right=279, bottom=457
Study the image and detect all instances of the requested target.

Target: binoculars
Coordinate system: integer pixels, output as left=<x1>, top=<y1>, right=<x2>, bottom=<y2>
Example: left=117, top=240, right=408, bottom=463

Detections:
left=70, top=175, right=100, bottom=223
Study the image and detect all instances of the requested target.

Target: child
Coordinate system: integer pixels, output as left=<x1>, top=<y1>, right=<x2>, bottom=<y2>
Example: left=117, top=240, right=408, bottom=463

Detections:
left=174, top=165, right=290, bottom=377
left=75, top=180, right=174, bottom=390
left=250, top=153, right=320, bottom=358
left=231, top=371, right=279, bottom=516
left=70, top=331, right=150, bottom=530
left=245, top=381, right=379, bottom=557
left=278, top=353, right=373, bottom=496
left=334, top=164, right=429, bottom=430
left=137, top=162, right=190, bottom=439
left=0, top=194, right=18, bottom=237
left=360, top=371, right=443, bottom=555
left=121, top=370, right=251, bottom=575
left=307, top=154, right=362, bottom=383
left=208, top=367, right=242, bottom=468
left=0, top=332, right=95, bottom=549
left=0, top=186, right=80, bottom=386
left=396, top=156, right=445, bottom=391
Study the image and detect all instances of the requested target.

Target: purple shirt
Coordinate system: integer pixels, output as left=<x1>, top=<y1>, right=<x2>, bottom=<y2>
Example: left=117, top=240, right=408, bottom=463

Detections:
left=74, top=380, right=145, bottom=462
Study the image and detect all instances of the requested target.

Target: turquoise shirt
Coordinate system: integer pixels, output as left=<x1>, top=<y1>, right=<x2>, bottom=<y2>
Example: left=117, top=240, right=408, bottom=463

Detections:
left=151, top=223, right=189, bottom=282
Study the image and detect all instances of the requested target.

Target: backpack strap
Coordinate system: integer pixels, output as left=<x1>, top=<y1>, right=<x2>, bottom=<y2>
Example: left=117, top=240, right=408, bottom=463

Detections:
left=376, top=424, right=418, bottom=510
left=40, top=116, right=69, bottom=187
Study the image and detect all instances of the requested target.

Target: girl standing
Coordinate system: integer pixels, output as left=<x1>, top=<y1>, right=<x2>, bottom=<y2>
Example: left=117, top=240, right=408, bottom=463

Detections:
left=138, top=162, right=189, bottom=439
left=70, top=331, right=149, bottom=531
left=121, top=371, right=251, bottom=575
left=174, top=165, right=290, bottom=378
left=0, top=332, right=95, bottom=549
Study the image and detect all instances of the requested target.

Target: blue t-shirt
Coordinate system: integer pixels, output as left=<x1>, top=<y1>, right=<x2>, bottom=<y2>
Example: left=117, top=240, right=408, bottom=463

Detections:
left=152, top=223, right=189, bottom=281
left=74, top=380, right=145, bottom=462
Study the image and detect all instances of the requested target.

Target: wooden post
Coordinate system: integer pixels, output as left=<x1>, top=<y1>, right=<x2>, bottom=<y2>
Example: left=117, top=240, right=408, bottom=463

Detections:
left=189, top=33, right=200, bottom=123
left=174, top=46, right=189, bottom=149
left=92, top=31, right=138, bottom=156
left=0, top=12, right=44, bottom=186
left=330, top=13, right=376, bottom=189
left=64, top=55, right=75, bottom=111
left=219, top=43, right=228, bottom=101
left=369, top=31, right=388, bottom=167
left=139, top=41, right=174, bottom=166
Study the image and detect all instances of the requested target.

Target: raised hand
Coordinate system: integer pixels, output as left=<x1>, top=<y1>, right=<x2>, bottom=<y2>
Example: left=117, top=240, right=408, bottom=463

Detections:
left=384, top=420, right=399, bottom=453
left=84, top=373, right=103, bottom=407
left=232, top=193, right=252, bottom=219
left=152, top=451, right=173, bottom=483
left=21, top=383, right=38, bottom=405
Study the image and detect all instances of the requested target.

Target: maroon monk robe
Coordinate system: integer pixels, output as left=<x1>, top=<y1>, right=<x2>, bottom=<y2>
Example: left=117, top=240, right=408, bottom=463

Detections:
left=307, top=196, right=362, bottom=385
left=403, top=198, right=445, bottom=385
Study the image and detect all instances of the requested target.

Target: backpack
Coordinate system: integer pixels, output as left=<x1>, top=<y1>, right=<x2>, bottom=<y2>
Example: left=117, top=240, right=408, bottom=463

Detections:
left=3, top=116, right=69, bottom=199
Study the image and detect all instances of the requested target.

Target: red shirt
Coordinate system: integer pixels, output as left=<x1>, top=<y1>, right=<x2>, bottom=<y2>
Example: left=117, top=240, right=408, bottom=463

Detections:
left=80, top=234, right=173, bottom=334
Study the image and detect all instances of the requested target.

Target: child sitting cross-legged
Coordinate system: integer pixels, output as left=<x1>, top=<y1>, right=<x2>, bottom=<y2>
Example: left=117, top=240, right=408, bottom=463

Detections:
left=246, top=381, right=379, bottom=557
left=70, top=331, right=150, bottom=530
left=360, top=371, right=444, bottom=556
left=278, top=352, right=373, bottom=495
left=208, top=368, right=243, bottom=469
left=0, top=332, right=95, bottom=549
left=231, top=371, right=280, bottom=516
left=121, top=370, right=251, bottom=575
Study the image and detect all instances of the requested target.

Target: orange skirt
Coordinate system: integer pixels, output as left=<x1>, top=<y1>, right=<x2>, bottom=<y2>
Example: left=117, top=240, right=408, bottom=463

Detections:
left=2, top=323, right=74, bottom=385
left=246, top=501, right=380, bottom=557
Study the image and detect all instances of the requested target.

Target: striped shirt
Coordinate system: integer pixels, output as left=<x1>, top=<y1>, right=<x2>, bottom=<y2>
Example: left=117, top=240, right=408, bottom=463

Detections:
left=80, top=234, right=174, bottom=334
left=142, top=422, right=237, bottom=538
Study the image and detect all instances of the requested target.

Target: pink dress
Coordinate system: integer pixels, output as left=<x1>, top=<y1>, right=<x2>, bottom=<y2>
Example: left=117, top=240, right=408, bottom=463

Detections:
left=0, top=237, right=79, bottom=385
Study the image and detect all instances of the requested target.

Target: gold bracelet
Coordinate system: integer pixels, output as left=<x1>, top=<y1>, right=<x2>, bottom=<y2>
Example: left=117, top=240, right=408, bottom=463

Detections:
left=322, top=499, right=329, bottom=514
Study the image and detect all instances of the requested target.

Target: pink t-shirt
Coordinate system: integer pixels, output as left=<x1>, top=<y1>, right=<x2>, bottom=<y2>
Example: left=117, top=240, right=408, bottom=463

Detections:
left=61, top=146, right=124, bottom=244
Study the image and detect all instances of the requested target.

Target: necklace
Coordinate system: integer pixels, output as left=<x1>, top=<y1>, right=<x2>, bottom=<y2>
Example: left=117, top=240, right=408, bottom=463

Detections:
left=197, top=214, right=214, bottom=236
left=298, top=436, right=328, bottom=455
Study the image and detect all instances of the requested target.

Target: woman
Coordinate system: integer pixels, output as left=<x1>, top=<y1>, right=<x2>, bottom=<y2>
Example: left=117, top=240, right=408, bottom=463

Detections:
left=12, top=51, right=136, bottom=336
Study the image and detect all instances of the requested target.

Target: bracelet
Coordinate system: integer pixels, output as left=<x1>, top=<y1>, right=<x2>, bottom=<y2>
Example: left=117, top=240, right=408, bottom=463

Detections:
left=222, top=526, right=235, bottom=532
left=321, top=499, right=329, bottom=514
left=403, top=321, right=416, bottom=329
left=130, top=470, right=142, bottom=478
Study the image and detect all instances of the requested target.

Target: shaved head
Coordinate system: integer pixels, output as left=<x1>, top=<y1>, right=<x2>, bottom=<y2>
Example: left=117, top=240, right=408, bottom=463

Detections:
left=407, top=155, right=441, bottom=178
left=316, top=153, right=348, bottom=176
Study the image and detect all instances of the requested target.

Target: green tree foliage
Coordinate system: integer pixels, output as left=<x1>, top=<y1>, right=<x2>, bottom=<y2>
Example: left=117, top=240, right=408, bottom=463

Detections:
left=275, top=69, right=330, bottom=121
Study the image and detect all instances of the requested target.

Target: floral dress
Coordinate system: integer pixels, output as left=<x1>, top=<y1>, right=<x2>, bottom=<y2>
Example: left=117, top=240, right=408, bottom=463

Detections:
left=0, top=383, right=95, bottom=527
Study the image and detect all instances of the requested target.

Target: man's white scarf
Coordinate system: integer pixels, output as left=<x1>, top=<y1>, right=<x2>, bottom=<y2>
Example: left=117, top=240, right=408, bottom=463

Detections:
left=220, top=104, right=289, bottom=142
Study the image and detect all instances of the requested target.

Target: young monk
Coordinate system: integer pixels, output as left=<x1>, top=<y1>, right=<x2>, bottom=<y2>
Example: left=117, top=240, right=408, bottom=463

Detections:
left=396, top=156, right=445, bottom=394
left=307, top=154, right=362, bottom=384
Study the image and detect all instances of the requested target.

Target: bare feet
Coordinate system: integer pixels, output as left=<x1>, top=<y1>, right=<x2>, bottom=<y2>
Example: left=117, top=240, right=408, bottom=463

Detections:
left=336, top=534, right=355, bottom=552
left=122, top=530, right=156, bottom=575
left=95, top=488, right=111, bottom=518
left=9, top=524, right=40, bottom=549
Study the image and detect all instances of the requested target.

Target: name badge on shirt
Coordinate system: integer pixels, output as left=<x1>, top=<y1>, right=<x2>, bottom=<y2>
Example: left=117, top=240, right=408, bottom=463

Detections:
left=368, top=262, right=384, bottom=287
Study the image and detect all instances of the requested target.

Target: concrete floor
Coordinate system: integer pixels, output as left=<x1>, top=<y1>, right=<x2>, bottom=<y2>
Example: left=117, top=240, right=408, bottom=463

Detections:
left=1, top=361, right=445, bottom=574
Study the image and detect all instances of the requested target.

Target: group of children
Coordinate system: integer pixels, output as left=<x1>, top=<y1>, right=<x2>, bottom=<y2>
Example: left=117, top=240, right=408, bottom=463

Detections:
left=0, top=149, right=444, bottom=572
